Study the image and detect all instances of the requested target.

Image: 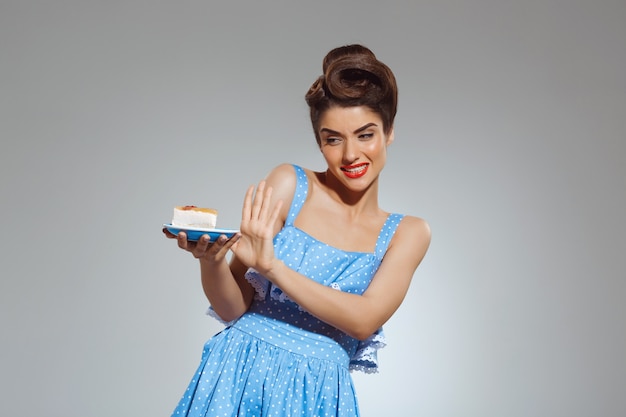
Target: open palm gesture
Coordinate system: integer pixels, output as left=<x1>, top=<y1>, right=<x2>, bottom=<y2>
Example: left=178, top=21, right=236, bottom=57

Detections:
left=231, top=180, right=283, bottom=276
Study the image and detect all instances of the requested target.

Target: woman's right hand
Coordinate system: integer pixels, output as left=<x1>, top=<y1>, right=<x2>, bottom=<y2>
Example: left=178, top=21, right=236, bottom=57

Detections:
left=162, top=228, right=241, bottom=264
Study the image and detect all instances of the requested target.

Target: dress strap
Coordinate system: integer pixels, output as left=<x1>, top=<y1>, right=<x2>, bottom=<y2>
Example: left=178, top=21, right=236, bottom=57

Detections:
left=285, top=164, right=309, bottom=227
left=375, top=213, right=404, bottom=259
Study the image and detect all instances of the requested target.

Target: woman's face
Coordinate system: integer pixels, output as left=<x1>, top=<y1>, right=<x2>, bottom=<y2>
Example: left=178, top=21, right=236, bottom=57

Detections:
left=318, top=105, right=394, bottom=192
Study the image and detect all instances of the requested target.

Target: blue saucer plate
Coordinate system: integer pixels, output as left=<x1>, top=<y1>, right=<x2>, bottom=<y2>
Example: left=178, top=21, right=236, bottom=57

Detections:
left=163, top=224, right=239, bottom=242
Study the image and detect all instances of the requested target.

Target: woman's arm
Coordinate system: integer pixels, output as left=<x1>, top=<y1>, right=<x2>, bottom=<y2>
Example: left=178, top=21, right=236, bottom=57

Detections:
left=163, top=164, right=295, bottom=322
left=199, top=252, right=254, bottom=322
left=263, top=216, right=430, bottom=340
left=231, top=169, right=431, bottom=340
left=163, top=229, right=253, bottom=322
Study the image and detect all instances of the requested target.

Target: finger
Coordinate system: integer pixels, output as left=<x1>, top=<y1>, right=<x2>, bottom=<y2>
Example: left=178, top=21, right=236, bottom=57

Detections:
left=259, top=185, right=274, bottom=220
left=162, top=228, right=177, bottom=239
left=211, top=233, right=241, bottom=259
left=195, top=234, right=211, bottom=252
left=251, top=180, right=266, bottom=220
left=228, top=233, right=243, bottom=255
left=269, top=199, right=283, bottom=226
left=224, top=233, right=241, bottom=248
left=211, top=234, right=228, bottom=249
left=177, top=232, right=189, bottom=250
left=187, top=234, right=214, bottom=259
left=241, top=185, right=255, bottom=225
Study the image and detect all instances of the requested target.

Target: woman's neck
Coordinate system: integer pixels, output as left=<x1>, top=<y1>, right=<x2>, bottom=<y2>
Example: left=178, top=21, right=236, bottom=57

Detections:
left=316, top=170, right=381, bottom=217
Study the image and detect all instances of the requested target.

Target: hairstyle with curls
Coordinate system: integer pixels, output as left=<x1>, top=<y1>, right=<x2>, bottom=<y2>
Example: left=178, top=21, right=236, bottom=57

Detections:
left=305, top=44, right=398, bottom=145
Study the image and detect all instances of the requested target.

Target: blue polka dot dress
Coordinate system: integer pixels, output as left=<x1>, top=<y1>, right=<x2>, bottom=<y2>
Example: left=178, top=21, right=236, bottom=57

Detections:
left=172, top=165, right=404, bottom=417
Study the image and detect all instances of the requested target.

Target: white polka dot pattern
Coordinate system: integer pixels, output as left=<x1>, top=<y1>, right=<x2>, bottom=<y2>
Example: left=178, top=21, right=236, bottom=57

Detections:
left=172, top=165, right=404, bottom=416
left=172, top=313, right=360, bottom=417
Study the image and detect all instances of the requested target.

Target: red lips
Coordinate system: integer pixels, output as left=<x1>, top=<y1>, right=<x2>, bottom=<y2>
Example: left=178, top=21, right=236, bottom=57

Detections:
left=341, top=163, right=369, bottom=179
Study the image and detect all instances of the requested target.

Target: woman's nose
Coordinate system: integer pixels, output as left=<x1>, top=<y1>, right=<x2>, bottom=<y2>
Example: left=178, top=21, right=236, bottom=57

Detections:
left=342, top=138, right=359, bottom=163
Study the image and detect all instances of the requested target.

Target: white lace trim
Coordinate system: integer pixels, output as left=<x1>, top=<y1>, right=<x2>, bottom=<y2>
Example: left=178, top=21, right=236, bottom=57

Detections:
left=349, top=363, right=381, bottom=374
left=244, top=268, right=269, bottom=301
left=205, top=306, right=233, bottom=326
left=214, top=268, right=388, bottom=373
left=270, top=287, right=310, bottom=313
left=349, top=329, right=387, bottom=373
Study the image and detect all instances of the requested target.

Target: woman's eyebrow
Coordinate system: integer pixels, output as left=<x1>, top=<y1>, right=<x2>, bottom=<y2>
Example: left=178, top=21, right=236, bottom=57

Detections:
left=320, top=123, right=378, bottom=135
left=320, top=127, right=340, bottom=135
left=354, top=123, right=378, bottom=133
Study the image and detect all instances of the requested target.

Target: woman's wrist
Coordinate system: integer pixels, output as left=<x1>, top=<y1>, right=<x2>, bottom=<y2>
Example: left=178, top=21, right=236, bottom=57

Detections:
left=261, top=259, right=286, bottom=283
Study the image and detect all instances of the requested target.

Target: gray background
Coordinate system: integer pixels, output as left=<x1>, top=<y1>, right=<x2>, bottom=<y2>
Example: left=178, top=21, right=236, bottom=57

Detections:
left=1, top=1, right=625, bottom=416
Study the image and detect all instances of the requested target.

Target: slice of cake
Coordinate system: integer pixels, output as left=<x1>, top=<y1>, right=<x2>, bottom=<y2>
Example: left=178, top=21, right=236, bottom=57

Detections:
left=172, top=205, right=218, bottom=229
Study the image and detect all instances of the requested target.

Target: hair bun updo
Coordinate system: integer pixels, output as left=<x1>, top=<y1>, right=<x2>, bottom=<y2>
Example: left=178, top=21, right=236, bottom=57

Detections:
left=305, top=44, right=398, bottom=144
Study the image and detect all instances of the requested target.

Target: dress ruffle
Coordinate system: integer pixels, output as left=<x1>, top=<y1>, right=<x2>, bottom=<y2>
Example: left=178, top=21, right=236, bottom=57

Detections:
left=244, top=268, right=270, bottom=301
left=205, top=306, right=231, bottom=326
left=172, top=164, right=403, bottom=416
left=349, top=327, right=387, bottom=373
left=207, top=268, right=388, bottom=373
left=238, top=268, right=387, bottom=373
left=246, top=268, right=304, bottom=310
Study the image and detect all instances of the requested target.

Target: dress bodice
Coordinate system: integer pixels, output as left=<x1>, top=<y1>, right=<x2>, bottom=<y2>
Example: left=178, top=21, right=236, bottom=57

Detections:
left=240, top=165, right=403, bottom=372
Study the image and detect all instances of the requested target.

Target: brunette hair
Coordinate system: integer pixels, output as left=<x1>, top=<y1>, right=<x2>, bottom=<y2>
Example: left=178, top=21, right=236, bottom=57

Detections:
left=305, top=44, right=398, bottom=145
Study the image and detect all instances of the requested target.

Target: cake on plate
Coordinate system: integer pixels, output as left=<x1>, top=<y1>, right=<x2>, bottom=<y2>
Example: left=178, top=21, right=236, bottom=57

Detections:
left=171, top=205, right=217, bottom=229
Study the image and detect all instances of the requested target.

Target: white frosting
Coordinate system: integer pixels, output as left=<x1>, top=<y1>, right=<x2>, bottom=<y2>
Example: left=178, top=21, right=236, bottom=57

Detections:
left=171, top=207, right=217, bottom=228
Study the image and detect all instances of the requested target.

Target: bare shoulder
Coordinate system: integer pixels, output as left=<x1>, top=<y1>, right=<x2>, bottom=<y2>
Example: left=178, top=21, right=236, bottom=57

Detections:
left=263, top=163, right=299, bottom=225
left=391, top=215, right=431, bottom=259
left=397, top=215, right=430, bottom=236
left=264, top=163, right=298, bottom=199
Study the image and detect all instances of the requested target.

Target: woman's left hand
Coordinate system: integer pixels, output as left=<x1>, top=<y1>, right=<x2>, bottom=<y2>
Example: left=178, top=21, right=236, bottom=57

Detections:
left=231, top=180, right=283, bottom=276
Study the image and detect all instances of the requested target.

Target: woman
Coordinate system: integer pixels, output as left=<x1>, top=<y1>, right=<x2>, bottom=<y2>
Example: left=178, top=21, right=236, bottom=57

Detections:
left=164, top=44, right=431, bottom=417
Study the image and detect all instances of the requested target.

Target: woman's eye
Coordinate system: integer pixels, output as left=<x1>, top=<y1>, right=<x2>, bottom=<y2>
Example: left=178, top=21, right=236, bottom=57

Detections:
left=359, top=133, right=374, bottom=140
left=324, top=137, right=342, bottom=145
